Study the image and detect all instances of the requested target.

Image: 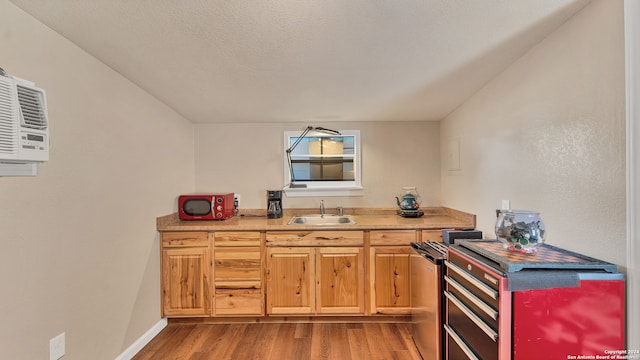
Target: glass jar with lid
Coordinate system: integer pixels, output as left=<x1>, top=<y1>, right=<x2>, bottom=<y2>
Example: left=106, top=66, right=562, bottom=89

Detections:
left=495, top=210, right=546, bottom=254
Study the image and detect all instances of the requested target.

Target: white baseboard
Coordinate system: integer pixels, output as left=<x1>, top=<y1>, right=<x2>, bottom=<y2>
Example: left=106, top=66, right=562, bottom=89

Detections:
left=115, top=318, right=168, bottom=360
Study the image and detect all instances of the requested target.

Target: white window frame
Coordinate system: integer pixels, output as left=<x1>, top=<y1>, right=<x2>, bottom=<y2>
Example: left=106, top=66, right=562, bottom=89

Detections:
left=283, top=129, right=363, bottom=197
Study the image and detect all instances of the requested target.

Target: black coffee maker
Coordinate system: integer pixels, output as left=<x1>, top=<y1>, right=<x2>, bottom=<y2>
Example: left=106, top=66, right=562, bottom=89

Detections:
left=267, top=190, right=283, bottom=219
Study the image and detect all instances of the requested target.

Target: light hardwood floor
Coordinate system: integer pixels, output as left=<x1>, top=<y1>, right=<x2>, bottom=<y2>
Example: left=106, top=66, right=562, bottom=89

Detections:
left=132, top=322, right=423, bottom=360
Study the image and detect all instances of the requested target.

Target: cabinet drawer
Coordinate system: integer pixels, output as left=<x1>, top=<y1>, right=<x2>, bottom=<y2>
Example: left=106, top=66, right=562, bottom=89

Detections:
left=161, top=232, right=209, bottom=247
left=421, top=230, right=443, bottom=242
left=214, top=232, right=261, bottom=246
left=214, top=247, right=261, bottom=281
left=447, top=251, right=500, bottom=292
left=266, top=231, right=364, bottom=246
left=370, top=230, right=416, bottom=245
left=446, top=294, right=498, bottom=359
left=215, top=288, right=263, bottom=315
left=216, top=280, right=261, bottom=289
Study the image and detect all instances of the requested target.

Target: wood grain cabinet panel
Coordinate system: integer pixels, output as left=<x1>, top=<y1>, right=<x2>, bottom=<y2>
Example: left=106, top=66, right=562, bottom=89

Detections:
left=265, top=231, right=365, bottom=316
left=162, top=231, right=209, bottom=247
left=421, top=230, right=443, bottom=242
left=215, top=288, right=263, bottom=315
left=316, top=247, right=365, bottom=314
left=371, top=247, right=412, bottom=312
left=161, top=232, right=211, bottom=317
left=266, top=247, right=315, bottom=314
left=214, top=231, right=261, bottom=247
left=370, top=230, right=416, bottom=245
left=214, top=247, right=261, bottom=281
left=369, top=229, right=415, bottom=315
left=213, top=232, right=263, bottom=316
left=266, top=231, right=364, bottom=247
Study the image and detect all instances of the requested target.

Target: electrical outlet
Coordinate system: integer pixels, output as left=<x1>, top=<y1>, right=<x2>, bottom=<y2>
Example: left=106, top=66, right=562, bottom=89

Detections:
left=501, top=200, right=511, bottom=210
left=50, top=332, right=65, bottom=360
left=234, top=194, right=241, bottom=209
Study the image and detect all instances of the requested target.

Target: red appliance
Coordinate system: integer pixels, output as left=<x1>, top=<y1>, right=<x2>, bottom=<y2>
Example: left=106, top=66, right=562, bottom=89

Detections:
left=178, top=193, right=235, bottom=220
left=445, top=240, right=625, bottom=360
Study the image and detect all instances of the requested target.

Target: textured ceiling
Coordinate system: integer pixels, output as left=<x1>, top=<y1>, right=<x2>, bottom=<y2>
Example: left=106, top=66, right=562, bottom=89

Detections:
left=9, top=0, right=590, bottom=124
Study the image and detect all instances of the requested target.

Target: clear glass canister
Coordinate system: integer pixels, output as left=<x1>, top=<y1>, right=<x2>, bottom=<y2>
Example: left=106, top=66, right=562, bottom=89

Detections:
left=495, top=210, right=546, bottom=254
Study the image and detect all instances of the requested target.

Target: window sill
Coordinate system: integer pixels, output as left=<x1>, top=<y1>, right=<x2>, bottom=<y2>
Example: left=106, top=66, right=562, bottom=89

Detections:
left=283, top=186, right=364, bottom=197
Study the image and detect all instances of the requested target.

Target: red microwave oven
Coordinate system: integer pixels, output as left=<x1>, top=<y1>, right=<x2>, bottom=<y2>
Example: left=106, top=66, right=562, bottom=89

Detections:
left=178, top=193, right=235, bottom=220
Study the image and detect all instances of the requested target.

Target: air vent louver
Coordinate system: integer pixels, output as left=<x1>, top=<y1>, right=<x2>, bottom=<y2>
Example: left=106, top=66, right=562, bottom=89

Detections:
left=0, top=75, right=49, bottom=166
left=17, top=84, right=47, bottom=130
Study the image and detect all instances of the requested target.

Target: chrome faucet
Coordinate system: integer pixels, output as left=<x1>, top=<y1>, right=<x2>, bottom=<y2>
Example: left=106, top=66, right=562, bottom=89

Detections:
left=320, top=200, right=325, bottom=217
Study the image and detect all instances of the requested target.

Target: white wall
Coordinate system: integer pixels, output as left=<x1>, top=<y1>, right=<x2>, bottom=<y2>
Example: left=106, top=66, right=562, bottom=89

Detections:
left=0, top=1, right=195, bottom=359
left=625, top=0, right=640, bottom=349
left=194, top=121, right=441, bottom=210
left=441, top=0, right=626, bottom=270
left=1, top=0, right=632, bottom=357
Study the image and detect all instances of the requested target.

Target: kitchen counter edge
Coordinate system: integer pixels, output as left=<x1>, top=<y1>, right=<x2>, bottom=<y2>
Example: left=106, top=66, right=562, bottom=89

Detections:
left=156, top=207, right=476, bottom=232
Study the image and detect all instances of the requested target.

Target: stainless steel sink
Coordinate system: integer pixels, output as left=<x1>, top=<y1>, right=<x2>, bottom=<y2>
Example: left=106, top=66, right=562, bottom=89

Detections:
left=287, top=214, right=356, bottom=225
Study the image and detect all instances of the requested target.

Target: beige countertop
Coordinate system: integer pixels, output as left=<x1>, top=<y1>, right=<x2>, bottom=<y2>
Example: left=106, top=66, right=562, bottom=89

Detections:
left=157, top=207, right=476, bottom=232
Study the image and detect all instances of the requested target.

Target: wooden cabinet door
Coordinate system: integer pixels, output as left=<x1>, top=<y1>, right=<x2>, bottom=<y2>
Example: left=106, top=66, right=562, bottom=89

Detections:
left=161, top=246, right=211, bottom=316
left=316, top=247, right=365, bottom=314
left=369, top=246, right=412, bottom=314
left=266, top=247, right=315, bottom=315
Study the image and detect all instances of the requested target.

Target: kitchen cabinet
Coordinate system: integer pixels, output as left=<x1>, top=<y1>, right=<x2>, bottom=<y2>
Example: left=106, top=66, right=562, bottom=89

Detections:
left=265, top=231, right=365, bottom=315
left=369, top=230, right=416, bottom=315
left=316, top=246, right=365, bottom=314
left=157, top=207, right=476, bottom=320
left=213, top=232, right=263, bottom=316
left=421, top=229, right=443, bottom=242
left=161, top=231, right=212, bottom=317
left=266, top=247, right=315, bottom=314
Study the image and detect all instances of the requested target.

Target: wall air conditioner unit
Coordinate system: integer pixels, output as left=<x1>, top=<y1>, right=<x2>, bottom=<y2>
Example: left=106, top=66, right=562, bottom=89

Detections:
left=0, top=73, right=49, bottom=176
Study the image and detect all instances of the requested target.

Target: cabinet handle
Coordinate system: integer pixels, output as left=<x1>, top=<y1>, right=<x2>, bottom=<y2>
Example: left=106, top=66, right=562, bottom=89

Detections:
left=445, top=260, right=498, bottom=300
left=445, top=292, right=498, bottom=341
left=444, top=324, right=480, bottom=360
left=445, top=276, right=498, bottom=320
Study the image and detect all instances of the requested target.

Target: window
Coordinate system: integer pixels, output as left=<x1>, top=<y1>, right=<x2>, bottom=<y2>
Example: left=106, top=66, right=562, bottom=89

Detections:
left=283, top=129, right=362, bottom=197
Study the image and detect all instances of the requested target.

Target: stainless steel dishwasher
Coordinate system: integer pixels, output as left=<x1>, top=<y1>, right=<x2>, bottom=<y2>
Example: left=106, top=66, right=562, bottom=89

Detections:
left=410, top=241, right=448, bottom=360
